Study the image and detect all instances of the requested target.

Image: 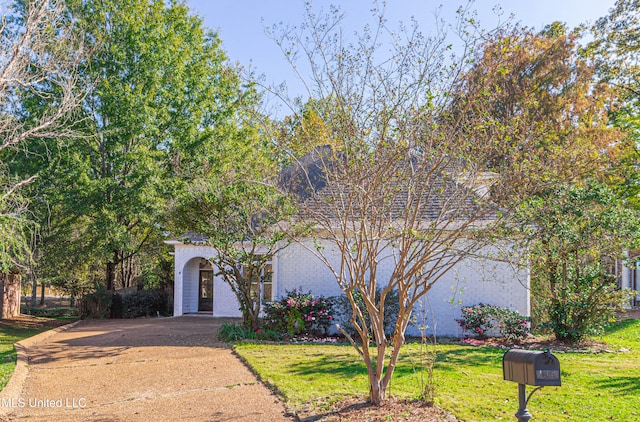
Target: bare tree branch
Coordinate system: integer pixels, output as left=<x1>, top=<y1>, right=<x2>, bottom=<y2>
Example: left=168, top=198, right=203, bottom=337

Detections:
left=0, top=0, right=84, bottom=272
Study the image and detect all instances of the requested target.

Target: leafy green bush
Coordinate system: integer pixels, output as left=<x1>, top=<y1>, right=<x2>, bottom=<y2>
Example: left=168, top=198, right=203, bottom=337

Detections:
left=457, top=304, right=530, bottom=340
left=331, top=288, right=400, bottom=338
left=110, top=291, right=123, bottom=318
left=263, top=289, right=334, bottom=337
left=217, top=322, right=284, bottom=342
left=218, top=322, right=256, bottom=341
left=492, top=306, right=531, bottom=340
left=456, top=304, right=493, bottom=338
left=27, top=307, right=79, bottom=318
left=81, top=284, right=113, bottom=319
left=120, top=289, right=167, bottom=318
left=537, top=269, right=632, bottom=343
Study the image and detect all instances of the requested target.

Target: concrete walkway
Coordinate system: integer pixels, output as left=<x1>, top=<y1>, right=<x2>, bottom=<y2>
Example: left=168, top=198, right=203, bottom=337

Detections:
left=0, top=317, right=292, bottom=421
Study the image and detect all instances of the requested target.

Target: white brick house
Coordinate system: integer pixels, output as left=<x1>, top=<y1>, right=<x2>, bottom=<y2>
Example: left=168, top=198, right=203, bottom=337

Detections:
left=166, top=147, right=531, bottom=337
left=165, top=235, right=529, bottom=337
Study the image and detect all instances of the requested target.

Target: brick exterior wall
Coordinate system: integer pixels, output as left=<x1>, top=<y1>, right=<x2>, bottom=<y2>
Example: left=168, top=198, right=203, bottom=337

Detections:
left=169, top=239, right=530, bottom=337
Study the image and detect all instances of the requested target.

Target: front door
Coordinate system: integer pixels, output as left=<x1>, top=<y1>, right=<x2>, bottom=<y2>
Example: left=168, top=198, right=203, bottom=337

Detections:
left=198, top=270, right=213, bottom=312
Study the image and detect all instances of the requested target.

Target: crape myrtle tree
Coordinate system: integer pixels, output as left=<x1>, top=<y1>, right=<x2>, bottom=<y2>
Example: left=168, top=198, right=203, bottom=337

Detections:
left=269, top=4, right=621, bottom=404
left=17, top=0, right=249, bottom=295
left=171, top=126, right=295, bottom=331
left=0, top=0, right=84, bottom=314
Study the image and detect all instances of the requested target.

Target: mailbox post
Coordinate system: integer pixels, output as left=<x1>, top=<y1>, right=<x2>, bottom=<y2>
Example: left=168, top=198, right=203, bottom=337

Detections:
left=502, top=349, right=561, bottom=422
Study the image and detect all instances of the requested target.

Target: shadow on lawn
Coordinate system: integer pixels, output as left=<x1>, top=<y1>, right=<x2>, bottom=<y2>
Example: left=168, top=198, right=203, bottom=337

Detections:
left=594, top=375, right=640, bottom=395
left=0, top=349, right=16, bottom=365
left=279, top=343, right=504, bottom=380
left=602, top=318, right=640, bottom=335
left=427, top=346, right=503, bottom=373
left=288, top=350, right=366, bottom=378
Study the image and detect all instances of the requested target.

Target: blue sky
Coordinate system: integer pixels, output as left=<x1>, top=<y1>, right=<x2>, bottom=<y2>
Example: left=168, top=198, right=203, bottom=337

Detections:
left=187, top=0, right=617, bottom=101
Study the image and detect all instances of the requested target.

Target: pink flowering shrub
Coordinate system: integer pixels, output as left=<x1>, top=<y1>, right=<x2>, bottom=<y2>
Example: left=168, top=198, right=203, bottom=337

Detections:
left=263, top=289, right=334, bottom=336
left=457, top=304, right=530, bottom=340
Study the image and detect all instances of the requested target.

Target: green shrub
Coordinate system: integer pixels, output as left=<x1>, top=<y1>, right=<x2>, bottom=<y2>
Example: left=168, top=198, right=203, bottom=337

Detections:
left=263, top=289, right=334, bottom=337
left=217, top=322, right=283, bottom=342
left=218, top=322, right=256, bottom=341
left=111, top=292, right=123, bottom=318
left=81, top=284, right=113, bottom=319
left=27, top=307, right=79, bottom=318
left=493, top=306, right=531, bottom=340
left=120, top=289, right=167, bottom=318
left=536, top=270, right=632, bottom=343
left=456, top=304, right=530, bottom=340
left=331, top=288, right=400, bottom=338
left=456, top=304, right=493, bottom=338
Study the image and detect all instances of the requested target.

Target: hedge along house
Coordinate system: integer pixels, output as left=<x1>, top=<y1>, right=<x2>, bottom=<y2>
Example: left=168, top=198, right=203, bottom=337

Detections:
left=166, top=147, right=531, bottom=337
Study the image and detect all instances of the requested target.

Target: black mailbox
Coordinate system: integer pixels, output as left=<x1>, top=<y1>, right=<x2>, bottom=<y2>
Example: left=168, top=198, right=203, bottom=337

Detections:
left=503, top=349, right=561, bottom=387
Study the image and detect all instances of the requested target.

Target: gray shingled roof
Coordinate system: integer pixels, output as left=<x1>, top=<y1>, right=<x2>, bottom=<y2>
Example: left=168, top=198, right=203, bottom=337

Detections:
left=279, top=146, right=496, bottom=222
left=278, top=145, right=334, bottom=201
left=168, top=148, right=498, bottom=245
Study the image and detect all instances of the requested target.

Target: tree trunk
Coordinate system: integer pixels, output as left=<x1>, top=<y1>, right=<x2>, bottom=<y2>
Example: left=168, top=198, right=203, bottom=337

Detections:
left=106, top=257, right=116, bottom=291
left=367, top=345, right=394, bottom=405
left=250, top=307, right=260, bottom=332
left=40, top=281, right=45, bottom=305
left=31, top=274, right=37, bottom=308
left=1, top=273, right=22, bottom=319
left=368, top=380, right=386, bottom=405
left=366, top=314, right=408, bottom=405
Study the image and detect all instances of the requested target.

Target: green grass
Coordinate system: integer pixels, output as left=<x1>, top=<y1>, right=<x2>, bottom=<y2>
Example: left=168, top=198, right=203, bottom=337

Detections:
left=235, top=319, right=640, bottom=421
left=0, top=321, right=65, bottom=391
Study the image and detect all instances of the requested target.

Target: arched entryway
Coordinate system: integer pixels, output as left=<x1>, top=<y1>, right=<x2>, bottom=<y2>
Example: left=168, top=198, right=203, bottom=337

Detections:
left=181, top=257, right=214, bottom=314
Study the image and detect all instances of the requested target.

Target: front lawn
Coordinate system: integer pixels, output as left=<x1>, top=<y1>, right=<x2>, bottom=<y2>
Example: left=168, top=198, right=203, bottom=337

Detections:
left=235, top=319, right=640, bottom=421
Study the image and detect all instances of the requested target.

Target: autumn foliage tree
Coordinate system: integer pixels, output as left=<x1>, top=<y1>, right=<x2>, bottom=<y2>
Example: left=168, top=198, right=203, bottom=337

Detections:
left=455, top=22, right=622, bottom=203
left=270, top=5, right=622, bottom=404
left=464, top=24, right=636, bottom=343
left=275, top=98, right=337, bottom=166
left=587, top=0, right=640, bottom=205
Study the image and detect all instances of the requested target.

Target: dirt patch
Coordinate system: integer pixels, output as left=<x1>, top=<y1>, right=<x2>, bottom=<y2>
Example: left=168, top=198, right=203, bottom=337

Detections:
left=618, top=308, right=640, bottom=320
left=458, top=334, right=614, bottom=353
left=296, top=397, right=459, bottom=421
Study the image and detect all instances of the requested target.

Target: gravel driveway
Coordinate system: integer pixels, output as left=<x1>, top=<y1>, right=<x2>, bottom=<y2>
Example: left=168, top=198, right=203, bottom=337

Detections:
left=0, top=317, right=292, bottom=421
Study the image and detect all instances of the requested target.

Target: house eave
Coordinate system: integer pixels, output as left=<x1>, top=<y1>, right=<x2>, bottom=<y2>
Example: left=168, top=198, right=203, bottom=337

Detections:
left=164, top=232, right=210, bottom=246
left=164, top=239, right=184, bottom=246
